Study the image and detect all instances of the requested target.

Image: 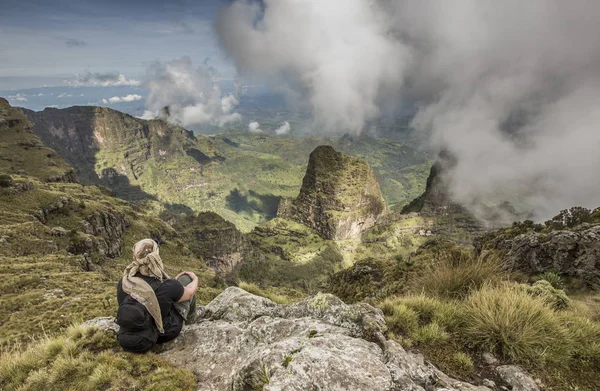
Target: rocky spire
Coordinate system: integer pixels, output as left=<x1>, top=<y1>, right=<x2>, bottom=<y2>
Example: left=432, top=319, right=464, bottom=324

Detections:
left=278, top=145, right=386, bottom=240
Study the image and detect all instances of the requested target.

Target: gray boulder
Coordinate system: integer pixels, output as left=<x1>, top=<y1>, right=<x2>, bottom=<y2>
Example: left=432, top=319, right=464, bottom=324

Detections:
left=84, top=288, right=493, bottom=391
left=495, top=365, right=540, bottom=391
left=159, top=287, right=490, bottom=391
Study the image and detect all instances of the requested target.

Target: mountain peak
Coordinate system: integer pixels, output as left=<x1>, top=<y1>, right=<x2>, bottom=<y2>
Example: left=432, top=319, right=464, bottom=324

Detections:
left=278, top=145, right=386, bottom=240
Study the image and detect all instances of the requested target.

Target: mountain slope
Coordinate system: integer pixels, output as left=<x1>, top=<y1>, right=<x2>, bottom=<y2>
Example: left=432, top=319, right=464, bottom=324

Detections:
left=21, top=106, right=430, bottom=231
left=1, top=99, right=76, bottom=183
left=0, top=100, right=221, bottom=347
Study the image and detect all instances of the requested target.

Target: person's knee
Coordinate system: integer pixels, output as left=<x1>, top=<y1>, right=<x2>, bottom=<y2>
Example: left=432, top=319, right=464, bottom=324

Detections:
left=178, top=273, right=193, bottom=286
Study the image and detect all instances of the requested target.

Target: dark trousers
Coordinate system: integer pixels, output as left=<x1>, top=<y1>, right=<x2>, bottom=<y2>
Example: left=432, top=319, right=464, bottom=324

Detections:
left=173, top=274, right=197, bottom=323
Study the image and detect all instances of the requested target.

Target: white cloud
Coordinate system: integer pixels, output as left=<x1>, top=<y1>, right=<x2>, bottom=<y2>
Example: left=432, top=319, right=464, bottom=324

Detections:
left=143, top=57, right=241, bottom=128
left=217, top=0, right=600, bottom=222
left=275, top=121, right=291, bottom=135
left=8, top=93, right=27, bottom=102
left=66, top=72, right=141, bottom=87
left=216, top=0, right=407, bottom=134
left=101, top=94, right=143, bottom=104
left=248, top=121, right=262, bottom=133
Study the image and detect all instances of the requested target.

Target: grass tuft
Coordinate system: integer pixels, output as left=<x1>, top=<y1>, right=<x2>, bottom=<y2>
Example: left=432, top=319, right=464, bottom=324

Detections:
left=461, top=283, right=570, bottom=366
left=0, top=324, right=196, bottom=391
left=451, top=352, right=474, bottom=375
left=409, top=252, right=505, bottom=299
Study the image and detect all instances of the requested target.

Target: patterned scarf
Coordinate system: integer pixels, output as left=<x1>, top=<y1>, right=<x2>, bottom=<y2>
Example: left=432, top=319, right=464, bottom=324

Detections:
left=121, top=239, right=170, bottom=333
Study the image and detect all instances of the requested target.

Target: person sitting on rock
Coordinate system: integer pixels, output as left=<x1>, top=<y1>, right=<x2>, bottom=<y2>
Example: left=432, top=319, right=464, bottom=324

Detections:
left=116, top=238, right=198, bottom=353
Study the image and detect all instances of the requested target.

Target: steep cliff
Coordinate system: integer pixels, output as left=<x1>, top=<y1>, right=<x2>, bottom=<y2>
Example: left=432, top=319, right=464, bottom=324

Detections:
left=0, top=98, right=76, bottom=183
left=278, top=145, right=386, bottom=240
left=401, top=151, right=464, bottom=217
left=169, top=211, right=247, bottom=276
left=21, top=105, right=221, bottom=200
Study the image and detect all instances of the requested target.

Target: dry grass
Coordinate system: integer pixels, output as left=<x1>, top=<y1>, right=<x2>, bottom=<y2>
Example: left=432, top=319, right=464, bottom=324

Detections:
left=408, top=252, right=505, bottom=299
left=0, top=324, right=196, bottom=391
left=238, top=281, right=303, bottom=304
left=461, top=283, right=571, bottom=366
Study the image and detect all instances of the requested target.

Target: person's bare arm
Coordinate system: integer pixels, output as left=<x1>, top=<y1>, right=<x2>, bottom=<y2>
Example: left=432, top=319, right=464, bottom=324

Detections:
left=177, top=272, right=198, bottom=303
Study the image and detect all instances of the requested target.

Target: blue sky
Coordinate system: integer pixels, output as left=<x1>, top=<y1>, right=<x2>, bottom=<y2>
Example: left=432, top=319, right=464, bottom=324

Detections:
left=0, top=0, right=235, bottom=88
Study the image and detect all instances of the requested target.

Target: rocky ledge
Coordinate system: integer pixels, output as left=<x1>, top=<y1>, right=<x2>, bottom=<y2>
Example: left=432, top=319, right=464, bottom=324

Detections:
left=87, top=287, right=498, bottom=391
left=475, top=224, right=600, bottom=285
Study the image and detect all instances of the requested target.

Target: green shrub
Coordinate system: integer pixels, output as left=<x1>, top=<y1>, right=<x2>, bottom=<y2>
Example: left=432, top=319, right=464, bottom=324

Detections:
left=451, top=352, right=474, bottom=375
left=379, top=294, right=462, bottom=346
left=460, top=283, right=571, bottom=366
left=414, top=322, right=449, bottom=345
left=409, top=253, right=504, bottom=299
left=526, top=280, right=570, bottom=310
left=379, top=299, right=419, bottom=335
left=538, top=270, right=564, bottom=289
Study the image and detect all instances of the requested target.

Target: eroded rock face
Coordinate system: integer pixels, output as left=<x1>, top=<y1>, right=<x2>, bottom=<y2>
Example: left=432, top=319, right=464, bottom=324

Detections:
left=22, top=105, right=221, bottom=198
left=278, top=145, right=386, bottom=240
left=401, top=151, right=463, bottom=217
left=475, top=225, right=600, bottom=284
left=153, top=288, right=489, bottom=391
left=170, top=212, right=246, bottom=276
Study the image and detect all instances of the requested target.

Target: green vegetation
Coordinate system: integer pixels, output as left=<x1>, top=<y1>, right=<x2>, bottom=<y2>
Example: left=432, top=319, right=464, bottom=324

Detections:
left=0, top=324, right=196, bottom=391
left=451, top=352, right=474, bottom=375
left=0, top=99, right=75, bottom=182
left=24, top=104, right=431, bottom=231
left=538, top=270, right=565, bottom=289
left=461, top=283, right=569, bottom=365
left=376, top=244, right=600, bottom=390
left=408, top=251, right=505, bottom=299
left=526, top=280, right=570, bottom=310
left=0, top=176, right=221, bottom=347
left=0, top=105, right=222, bottom=347
left=238, top=218, right=343, bottom=294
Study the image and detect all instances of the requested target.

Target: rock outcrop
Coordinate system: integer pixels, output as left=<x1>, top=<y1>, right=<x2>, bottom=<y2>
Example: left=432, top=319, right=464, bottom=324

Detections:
left=171, top=212, right=246, bottom=275
left=475, top=223, right=600, bottom=285
left=90, top=288, right=491, bottom=391
left=401, top=151, right=463, bottom=217
left=278, top=145, right=386, bottom=240
left=399, top=151, right=486, bottom=242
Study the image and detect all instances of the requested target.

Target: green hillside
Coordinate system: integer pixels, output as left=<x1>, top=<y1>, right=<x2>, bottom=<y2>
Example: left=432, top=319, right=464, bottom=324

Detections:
left=22, top=106, right=430, bottom=231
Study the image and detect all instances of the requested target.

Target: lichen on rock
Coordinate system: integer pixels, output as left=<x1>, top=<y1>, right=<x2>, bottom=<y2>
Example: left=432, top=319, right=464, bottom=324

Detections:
left=90, top=287, right=493, bottom=391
